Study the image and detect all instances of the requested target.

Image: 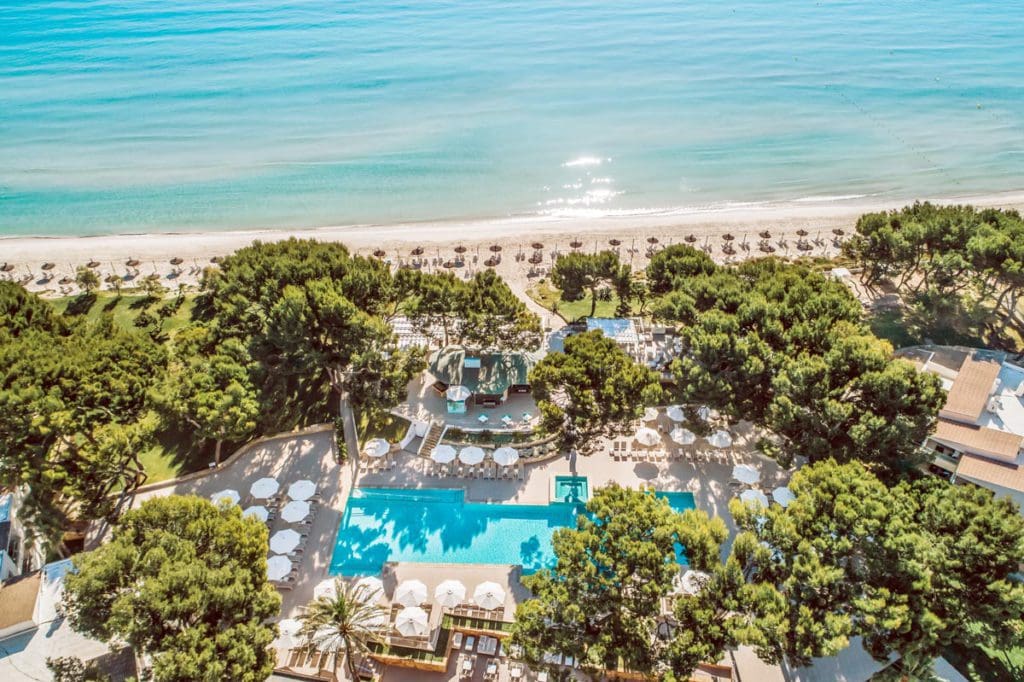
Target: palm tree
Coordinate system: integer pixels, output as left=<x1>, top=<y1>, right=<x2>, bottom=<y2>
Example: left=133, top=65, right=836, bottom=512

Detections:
left=297, top=579, right=388, bottom=681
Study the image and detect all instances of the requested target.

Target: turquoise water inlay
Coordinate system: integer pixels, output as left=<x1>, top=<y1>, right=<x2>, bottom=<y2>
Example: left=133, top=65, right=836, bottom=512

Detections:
left=553, top=476, right=589, bottom=504
left=329, top=487, right=696, bottom=576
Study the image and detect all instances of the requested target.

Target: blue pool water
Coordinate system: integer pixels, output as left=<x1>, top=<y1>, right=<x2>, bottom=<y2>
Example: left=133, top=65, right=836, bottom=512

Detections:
left=3, top=1, right=1024, bottom=236
left=553, top=476, right=589, bottom=504
left=329, top=487, right=695, bottom=576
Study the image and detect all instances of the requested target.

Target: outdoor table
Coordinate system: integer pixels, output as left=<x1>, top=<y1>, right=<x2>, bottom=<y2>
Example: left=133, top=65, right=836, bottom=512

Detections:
left=509, top=666, right=523, bottom=679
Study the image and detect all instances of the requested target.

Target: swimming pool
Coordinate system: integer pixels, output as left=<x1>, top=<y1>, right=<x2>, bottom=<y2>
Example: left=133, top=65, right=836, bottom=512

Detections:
left=329, top=486, right=696, bottom=576
left=553, top=475, right=589, bottom=504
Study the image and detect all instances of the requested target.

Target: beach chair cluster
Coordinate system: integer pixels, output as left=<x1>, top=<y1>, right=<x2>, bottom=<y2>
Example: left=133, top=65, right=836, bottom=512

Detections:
left=359, top=452, right=397, bottom=475
left=427, top=459, right=526, bottom=480
left=451, top=633, right=503, bottom=680
left=610, top=440, right=669, bottom=462
left=285, top=648, right=337, bottom=677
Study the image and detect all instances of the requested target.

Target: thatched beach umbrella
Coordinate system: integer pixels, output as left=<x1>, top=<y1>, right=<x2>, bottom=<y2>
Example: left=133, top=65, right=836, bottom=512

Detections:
left=58, top=276, right=74, bottom=285
left=832, top=228, right=845, bottom=236
left=454, top=245, right=467, bottom=254
left=569, top=240, right=583, bottom=249
left=411, top=246, right=424, bottom=256
left=647, top=236, right=659, bottom=245
left=796, top=229, right=809, bottom=237
left=126, top=258, right=140, bottom=267
left=372, top=249, right=386, bottom=258
left=489, top=244, right=502, bottom=252
left=609, top=238, right=621, bottom=246
left=104, top=274, right=121, bottom=284
left=484, top=257, right=497, bottom=267
left=759, top=230, right=772, bottom=239
left=722, top=233, right=735, bottom=241
left=1, top=263, right=14, bottom=272
left=210, top=256, right=221, bottom=264
left=531, top=242, right=544, bottom=250
left=684, top=234, right=697, bottom=243
left=42, top=262, right=55, bottom=271
left=528, top=254, right=542, bottom=264
left=170, top=257, right=183, bottom=266
left=87, top=260, right=100, bottom=269
left=443, top=260, right=455, bottom=268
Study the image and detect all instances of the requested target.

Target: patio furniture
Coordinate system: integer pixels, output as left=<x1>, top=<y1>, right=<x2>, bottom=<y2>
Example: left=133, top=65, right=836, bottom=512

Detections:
left=464, top=635, right=476, bottom=651
left=485, top=660, right=498, bottom=678
left=452, top=632, right=463, bottom=650
left=509, top=663, right=524, bottom=679
left=537, top=672, right=548, bottom=682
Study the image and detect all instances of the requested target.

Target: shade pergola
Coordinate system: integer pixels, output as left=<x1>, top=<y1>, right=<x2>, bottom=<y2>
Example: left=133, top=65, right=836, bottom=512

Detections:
left=492, top=446, right=520, bottom=467
left=281, top=500, right=311, bottom=523
left=473, top=582, right=506, bottom=611
left=395, top=606, right=430, bottom=637
left=395, top=579, right=428, bottom=607
left=707, top=430, right=733, bottom=449
left=210, top=489, right=240, bottom=506
left=434, top=579, right=467, bottom=608
left=354, top=576, right=385, bottom=600
left=669, top=427, right=697, bottom=445
left=458, top=446, right=485, bottom=465
left=642, top=407, right=659, bottom=422
left=740, top=489, right=769, bottom=508
left=267, top=555, right=292, bottom=581
left=313, top=578, right=338, bottom=600
left=446, top=385, right=472, bottom=402
left=270, top=529, right=302, bottom=555
left=363, top=438, right=390, bottom=458
left=634, top=427, right=660, bottom=447
left=665, top=405, right=686, bottom=422
left=772, top=486, right=796, bottom=508
left=288, top=479, right=316, bottom=501
left=732, top=464, right=761, bottom=485
left=249, top=477, right=280, bottom=499
left=243, top=505, right=269, bottom=522
left=431, top=444, right=457, bottom=464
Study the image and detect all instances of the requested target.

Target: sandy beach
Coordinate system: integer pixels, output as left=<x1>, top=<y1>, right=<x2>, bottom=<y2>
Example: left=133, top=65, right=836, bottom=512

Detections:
left=4, top=191, right=1024, bottom=298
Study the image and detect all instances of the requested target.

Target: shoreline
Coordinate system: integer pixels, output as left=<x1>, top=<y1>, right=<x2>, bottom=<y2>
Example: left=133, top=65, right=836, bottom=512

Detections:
left=4, top=190, right=1024, bottom=297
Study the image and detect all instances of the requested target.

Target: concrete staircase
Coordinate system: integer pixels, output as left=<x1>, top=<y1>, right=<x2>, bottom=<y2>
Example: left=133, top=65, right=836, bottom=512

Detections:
left=418, top=421, right=445, bottom=457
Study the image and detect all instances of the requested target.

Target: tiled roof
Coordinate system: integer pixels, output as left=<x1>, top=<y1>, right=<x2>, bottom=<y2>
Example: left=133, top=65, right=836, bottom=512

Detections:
left=940, top=356, right=1001, bottom=424
left=933, top=419, right=1023, bottom=463
left=956, top=454, right=1024, bottom=494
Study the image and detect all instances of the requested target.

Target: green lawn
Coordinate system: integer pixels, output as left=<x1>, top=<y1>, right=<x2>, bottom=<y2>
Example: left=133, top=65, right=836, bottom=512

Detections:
left=136, top=420, right=218, bottom=484
left=49, top=290, right=197, bottom=336
left=358, top=411, right=411, bottom=447
left=527, top=280, right=632, bottom=323
left=867, top=304, right=1023, bottom=352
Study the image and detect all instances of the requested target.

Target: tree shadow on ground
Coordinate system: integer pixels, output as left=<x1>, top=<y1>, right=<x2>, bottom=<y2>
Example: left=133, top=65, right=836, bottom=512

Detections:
left=63, top=292, right=97, bottom=317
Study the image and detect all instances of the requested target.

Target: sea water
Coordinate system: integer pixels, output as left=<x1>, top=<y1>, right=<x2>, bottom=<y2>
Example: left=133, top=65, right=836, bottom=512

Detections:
left=2, top=0, right=1023, bottom=237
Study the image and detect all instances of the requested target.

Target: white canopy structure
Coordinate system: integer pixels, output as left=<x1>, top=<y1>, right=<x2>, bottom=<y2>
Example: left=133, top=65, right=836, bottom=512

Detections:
left=642, top=407, right=659, bottom=422
left=665, top=405, right=686, bottom=423
left=267, top=555, right=292, bottom=581
left=740, top=489, right=770, bottom=508
left=281, top=500, right=311, bottom=524
left=270, top=529, right=302, bottom=554
left=363, top=438, right=390, bottom=458
left=669, top=427, right=697, bottom=445
left=696, top=405, right=713, bottom=421
left=249, top=477, right=279, bottom=500
left=473, top=582, right=506, bottom=611
left=707, top=430, right=733, bottom=449
left=732, top=464, right=761, bottom=485
left=394, top=606, right=430, bottom=637
left=459, top=446, right=485, bottom=465
left=634, top=427, right=660, bottom=447
left=431, top=444, right=457, bottom=463
left=210, top=489, right=240, bottom=506
left=434, top=579, right=467, bottom=608
left=772, top=486, right=796, bottom=508
left=394, top=579, right=428, bottom=607
left=313, top=578, right=338, bottom=600
left=446, top=385, right=472, bottom=402
left=243, top=505, right=269, bottom=522
left=492, top=446, right=520, bottom=466
left=354, top=576, right=385, bottom=601
left=275, top=618, right=302, bottom=650
left=679, top=569, right=710, bottom=596
left=288, top=479, right=316, bottom=501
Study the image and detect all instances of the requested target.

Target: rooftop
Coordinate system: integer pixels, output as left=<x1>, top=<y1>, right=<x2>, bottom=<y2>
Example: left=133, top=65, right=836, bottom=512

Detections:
left=940, top=355, right=1002, bottom=425
left=933, top=419, right=1023, bottom=464
left=428, top=347, right=538, bottom=397
left=0, top=572, right=40, bottom=633
left=956, top=453, right=1024, bottom=494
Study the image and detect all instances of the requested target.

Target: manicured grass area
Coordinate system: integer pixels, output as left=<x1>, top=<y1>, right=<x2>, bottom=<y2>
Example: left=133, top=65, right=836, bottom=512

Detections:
left=527, top=279, right=628, bottom=323
left=358, top=411, right=411, bottom=446
left=136, top=420, right=218, bottom=484
left=49, top=290, right=197, bottom=336
left=867, top=304, right=1023, bottom=352
left=944, top=641, right=1024, bottom=681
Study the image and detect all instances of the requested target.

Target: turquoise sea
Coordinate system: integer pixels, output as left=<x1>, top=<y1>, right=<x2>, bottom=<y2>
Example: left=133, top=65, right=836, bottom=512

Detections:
left=2, top=0, right=1023, bottom=237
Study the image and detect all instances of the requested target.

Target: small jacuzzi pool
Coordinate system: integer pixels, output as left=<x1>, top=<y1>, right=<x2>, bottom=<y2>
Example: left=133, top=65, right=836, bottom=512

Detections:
left=552, top=475, right=589, bottom=504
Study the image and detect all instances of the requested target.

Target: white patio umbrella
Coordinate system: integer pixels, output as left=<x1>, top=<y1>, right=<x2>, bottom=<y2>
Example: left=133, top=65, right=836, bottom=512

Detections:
left=363, top=438, right=390, bottom=458
left=732, top=464, right=761, bottom=485
left=679, top=569, right=710, bottom=596
left=281, top=500, right=310, bottom=524
left=492, top=446, right=520, bottom=467
left=446, top=385, right=472, bottom=402
left=275, top=618, right=302, bottom=650
left=210, top=489, right=240, bottom=506
left=394, top=606, right=430, bottom=637
left=459, top=446, right=485, bottom=465
left=707, top=429, right=733, bottom=449
left=696, top=405, right=712, bottom=421
left=431, top=444, right=457, bottom=464
left=473, top=581, right=506, bottom=611
left=772, top=486, right=796, bottom=508
left=354, top=576, right=384, bottom=601
left=288, top=479, right=316, bottom=501
left=666, top=405, right=686, bottom=422
left=642, top=406, right=659, bottom=422
left=249, top=477, right=280, bottom=500
left=313, top=578, right=338, bottom=600
left=243, top=505, right=269, bottom=522
left=394, top=579, right=428, bottom=607
left=740, top=489, right=770, bottom=509
left=434, top=579, right=467, bottom=608
left=669, top=427, right=697, bottom=445
left=270, top=528, right=302, bottom=555
left=634, top=427, right=660, bottom=447
left=267, top=555, right=292, bottom=581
